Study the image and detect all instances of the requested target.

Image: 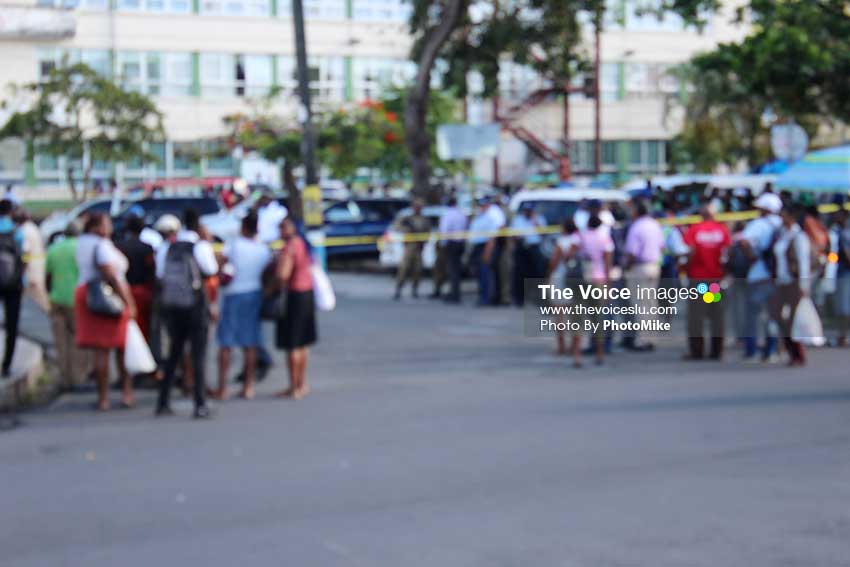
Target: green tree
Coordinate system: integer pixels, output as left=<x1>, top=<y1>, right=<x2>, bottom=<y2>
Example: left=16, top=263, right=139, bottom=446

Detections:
left=0, top=62, right=164, bottom=201
left=407, top=0, right=718, bottom=190
left=672, top=0, right=850, bottom=171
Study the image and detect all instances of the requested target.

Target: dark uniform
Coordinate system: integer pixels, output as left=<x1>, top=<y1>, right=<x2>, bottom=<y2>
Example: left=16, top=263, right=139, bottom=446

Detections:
left=395, top=212, right=431, bottom=299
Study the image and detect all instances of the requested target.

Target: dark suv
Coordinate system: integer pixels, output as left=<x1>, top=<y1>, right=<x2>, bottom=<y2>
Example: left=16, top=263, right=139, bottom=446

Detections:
left=112, top=196, right=221, bottom=235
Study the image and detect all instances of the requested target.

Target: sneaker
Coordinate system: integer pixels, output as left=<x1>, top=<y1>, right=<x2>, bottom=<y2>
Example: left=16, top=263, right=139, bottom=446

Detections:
left=193, top=405, right=212, bottom=419
left=762, top=353, right=782, bottom=364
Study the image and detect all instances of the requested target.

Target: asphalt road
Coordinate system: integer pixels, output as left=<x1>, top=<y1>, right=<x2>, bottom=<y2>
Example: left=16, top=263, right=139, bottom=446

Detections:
left=2, top=274, right=850, bottom=566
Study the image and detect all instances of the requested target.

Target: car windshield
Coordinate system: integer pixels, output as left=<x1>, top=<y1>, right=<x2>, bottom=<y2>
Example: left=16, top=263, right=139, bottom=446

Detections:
left=520, top=200, right=581, bottom=226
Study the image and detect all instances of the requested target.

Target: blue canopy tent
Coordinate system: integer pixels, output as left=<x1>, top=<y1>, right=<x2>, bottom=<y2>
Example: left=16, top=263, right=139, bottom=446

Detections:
left=775, top=144, right=850, bottom=193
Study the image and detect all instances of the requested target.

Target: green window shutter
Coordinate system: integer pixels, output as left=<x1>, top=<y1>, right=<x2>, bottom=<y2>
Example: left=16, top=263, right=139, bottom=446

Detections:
left=191, top=52, right=201, bottom=97
left=344, top=56, right=353, bottom=102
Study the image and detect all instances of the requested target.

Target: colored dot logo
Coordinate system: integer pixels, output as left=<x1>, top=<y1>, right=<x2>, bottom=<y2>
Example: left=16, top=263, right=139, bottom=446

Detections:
left=701, top=282, right=722, bottom=303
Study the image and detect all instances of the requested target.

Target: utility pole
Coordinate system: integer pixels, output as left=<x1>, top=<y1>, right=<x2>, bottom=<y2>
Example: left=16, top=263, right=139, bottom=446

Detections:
left=593, top=10, right=602, bottom=174
left=292, top=0, right=321, bottom=229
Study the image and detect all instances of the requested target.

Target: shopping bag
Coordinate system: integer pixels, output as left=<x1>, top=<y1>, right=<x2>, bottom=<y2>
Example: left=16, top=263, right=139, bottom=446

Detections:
left=791, top=296, right=826, bottom=347
left=124, top=320, right=157, bottom=374
left=311, top=264, right=336, bottom=311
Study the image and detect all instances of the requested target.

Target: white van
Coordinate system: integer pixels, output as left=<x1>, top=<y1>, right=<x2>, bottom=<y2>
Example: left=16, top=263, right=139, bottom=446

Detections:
left=509, top=187, right=630, bottom=256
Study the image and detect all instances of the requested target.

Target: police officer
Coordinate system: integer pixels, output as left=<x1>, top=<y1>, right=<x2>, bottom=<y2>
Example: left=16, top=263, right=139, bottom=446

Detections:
left=394, top=200, right=431, bottom=300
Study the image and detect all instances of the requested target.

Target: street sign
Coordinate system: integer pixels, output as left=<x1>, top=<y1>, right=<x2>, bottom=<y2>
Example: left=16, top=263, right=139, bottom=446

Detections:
left=771, top=123, right=808, bottom=162
left=436, top=124, right=501, bottom=160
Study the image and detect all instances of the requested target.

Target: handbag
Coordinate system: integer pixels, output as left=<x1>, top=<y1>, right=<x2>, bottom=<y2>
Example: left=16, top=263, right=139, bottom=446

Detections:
left=311, top=263, right=335, bottom=311
left=86, top=241, right=124, bottom=318
left=261, top=289, right=287, bottom=321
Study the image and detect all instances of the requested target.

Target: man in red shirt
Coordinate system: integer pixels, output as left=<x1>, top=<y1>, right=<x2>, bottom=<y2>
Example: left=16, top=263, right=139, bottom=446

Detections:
left=682, top=204, right=732, bottom=360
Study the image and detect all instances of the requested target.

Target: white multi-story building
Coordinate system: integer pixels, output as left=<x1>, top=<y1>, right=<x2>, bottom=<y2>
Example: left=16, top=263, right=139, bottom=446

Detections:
left=0, top=0, right=748, bottom=189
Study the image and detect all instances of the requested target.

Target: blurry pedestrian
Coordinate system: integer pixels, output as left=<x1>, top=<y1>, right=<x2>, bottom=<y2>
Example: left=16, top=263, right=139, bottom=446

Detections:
left=394, top=199, right=430, bottom=300
left=469, top=197, right=501, bottom=306
left=768, top=205, right=812, bottom=366
left=547, top=219, right=581, bottom=364
left=510, top=202, right=546, bottom=306
left=75, top=212, right=136, bottom=411
left=0, top=200, right=25, bottom=378
left=116, top=215, right=156, bottom=340
left=437, top=197, right=467, bottom=303
left=45, top=221, right=91, bottom=390
left=256, top=192, right=288, bottom=244
left=578, top=215, right=615, bottom=365
left=13, top=208, right=50, bottom=312
left=739, top=192, right=783, bottom=362
left=273, top=217, right=317, bottom=400
left=833, top=210, right=850, bottom=346
left=155, top=209, right=218, bottom=418
left=682, top=204, right=731, bottom=360
left=622, top=200, right=665, bottom=351
left=147, top=214, right=182, bottom=375
left=214, top=212, right=270, bottom=400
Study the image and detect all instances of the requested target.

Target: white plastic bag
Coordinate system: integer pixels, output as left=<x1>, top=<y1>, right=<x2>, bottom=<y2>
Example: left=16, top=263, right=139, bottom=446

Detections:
left=311, top=263, right=336, bottom=311
left=791, top=296, right=826, bottom=347
left=124, top=320, right=157, bottom=374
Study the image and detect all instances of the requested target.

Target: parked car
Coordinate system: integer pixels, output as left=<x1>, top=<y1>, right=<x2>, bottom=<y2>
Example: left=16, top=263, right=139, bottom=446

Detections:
left=39, top=196, right=128, bottom=244
left=509, top=188, right=630, bottom=257
left=112, top=196, right=221, bottom=236
left=324, top=198, right=409, bottom=257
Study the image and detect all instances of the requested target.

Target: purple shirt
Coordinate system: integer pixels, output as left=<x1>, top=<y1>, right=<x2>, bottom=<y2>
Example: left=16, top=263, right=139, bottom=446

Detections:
left=625, top=216, right=665, bottom=264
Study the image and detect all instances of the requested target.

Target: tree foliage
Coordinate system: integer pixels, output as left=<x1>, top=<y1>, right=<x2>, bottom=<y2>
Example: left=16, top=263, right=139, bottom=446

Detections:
left=225, top=87, right=463, bottom=192
left=0, top=63, right=164, bottom=201
left=406, top=0, right=719, bottom=191
left=672, top=0, right=850, bottom=171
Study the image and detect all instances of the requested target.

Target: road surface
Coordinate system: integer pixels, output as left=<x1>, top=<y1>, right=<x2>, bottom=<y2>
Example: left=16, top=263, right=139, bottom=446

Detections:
left=2, top=274, right=849, bottom=566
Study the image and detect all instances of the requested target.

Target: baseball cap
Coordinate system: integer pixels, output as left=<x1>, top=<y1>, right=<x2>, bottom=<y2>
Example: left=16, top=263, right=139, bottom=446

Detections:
left=754, top=192, right=782, bottom=214
left=154, top=213, right=181, bottom=233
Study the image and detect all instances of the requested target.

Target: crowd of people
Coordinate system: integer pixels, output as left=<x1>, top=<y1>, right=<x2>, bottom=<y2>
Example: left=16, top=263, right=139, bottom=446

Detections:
left=390, top=185, right=850, bottom=369
left=0, top=194, right=319, bottom=418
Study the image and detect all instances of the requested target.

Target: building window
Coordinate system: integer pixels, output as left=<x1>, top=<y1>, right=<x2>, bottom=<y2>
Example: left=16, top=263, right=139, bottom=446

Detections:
left=37, top=48, right=111, bottom=79
left=117, top=52, right=192, bottom=96
left=201, top=53, right=273, bottom=97
left=278, top=0, right=345, bottom=19
left=117, top=0, right=190, bottom=11
left=599, top=62, right=620, bottom=102
left=352, top=0, right=412, bottom=22
left=201, top=53, right=237, bottom=97
left=351, top=58, right=414, bottom=101
left=243, top=55, right=273, bottom=96
left=498, top=62, right=550, bottom=103
left=201, top=0, right=269, bottom=16
left=277, top=55, right=345, bottom=103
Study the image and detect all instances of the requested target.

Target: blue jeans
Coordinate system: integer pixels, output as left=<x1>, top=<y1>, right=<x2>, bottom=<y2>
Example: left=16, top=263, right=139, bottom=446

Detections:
left=742, top=280, right=777, bottom=358
left=472, top=243, right=494, bottom=305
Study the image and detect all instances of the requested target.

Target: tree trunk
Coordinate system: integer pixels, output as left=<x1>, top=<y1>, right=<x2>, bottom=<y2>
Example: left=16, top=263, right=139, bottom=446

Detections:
left=283, top=161, right=303, bottom=222
left=404, top=0, right=466, bottom=201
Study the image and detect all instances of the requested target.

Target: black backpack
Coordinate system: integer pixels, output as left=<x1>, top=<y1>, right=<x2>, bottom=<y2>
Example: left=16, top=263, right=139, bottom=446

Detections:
left=160, top=241, right=203, bottom=310
left=0, top=231, right=22, bottom=292
left=727, top=241, right=752, bottom=279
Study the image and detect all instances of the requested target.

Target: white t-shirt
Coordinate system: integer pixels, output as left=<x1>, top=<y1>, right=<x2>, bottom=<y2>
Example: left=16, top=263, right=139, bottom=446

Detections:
left=155, top=230, right=219, bottom=279
left=258, top=202, right=289, bottom=243
left=222, top=236, right=272, bottom=295
left=76, top=234, right=129, bottom=284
